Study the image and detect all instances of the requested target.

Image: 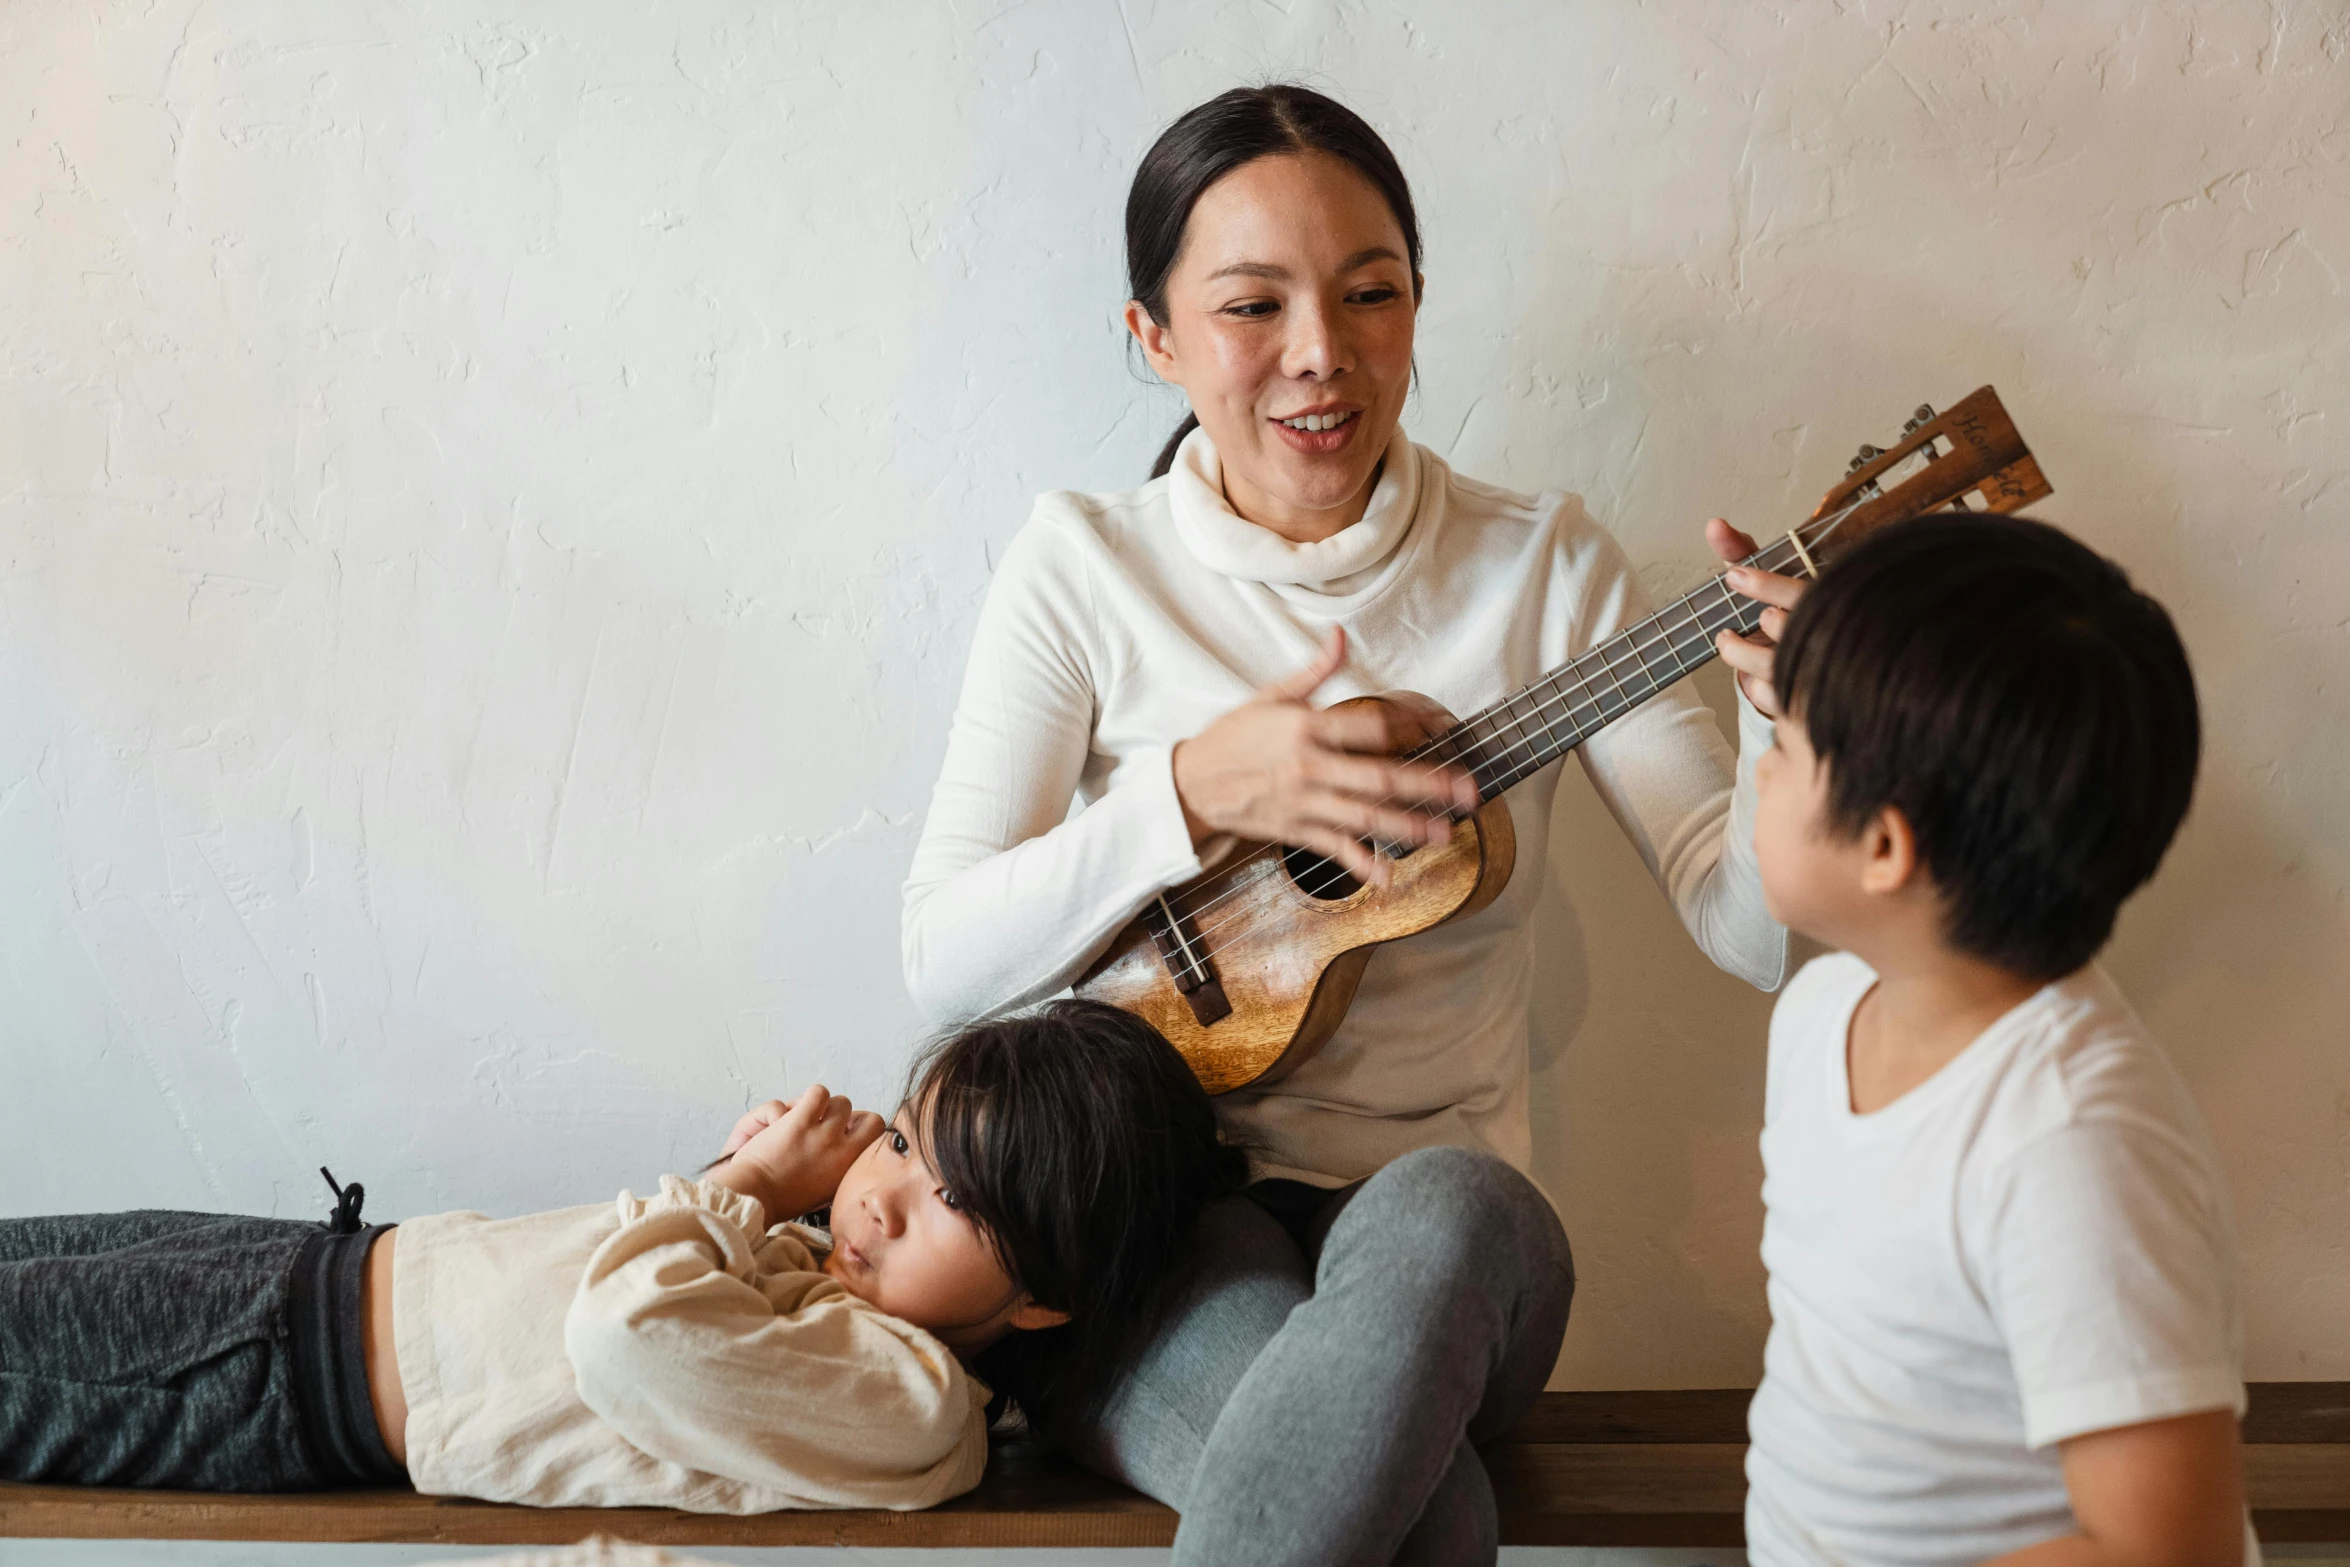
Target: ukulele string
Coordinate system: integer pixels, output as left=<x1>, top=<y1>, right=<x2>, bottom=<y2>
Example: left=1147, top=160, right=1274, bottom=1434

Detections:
left=1160, top=533, right=1815, bottom=957
left=1162, top=507, right=1861, bottom=959
left=1180, top=559, right=1780, bottom=950
left=1182, top=516, right=1842, bottom=943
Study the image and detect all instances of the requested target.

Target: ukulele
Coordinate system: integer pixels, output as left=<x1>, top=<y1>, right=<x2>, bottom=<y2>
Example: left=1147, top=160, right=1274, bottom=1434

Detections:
left=1075, top=386, right=2052, bottom=1094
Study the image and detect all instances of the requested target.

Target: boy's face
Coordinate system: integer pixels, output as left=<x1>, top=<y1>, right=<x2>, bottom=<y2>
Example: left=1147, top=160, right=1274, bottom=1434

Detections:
left=1754, top=711, right=1877, bottom=948
left=822, top=1103, right=1036, bottom=1351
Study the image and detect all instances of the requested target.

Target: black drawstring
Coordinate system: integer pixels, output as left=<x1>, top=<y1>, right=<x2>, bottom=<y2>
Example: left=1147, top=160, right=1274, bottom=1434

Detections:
left=318, top=1166, right=366, bottom=1235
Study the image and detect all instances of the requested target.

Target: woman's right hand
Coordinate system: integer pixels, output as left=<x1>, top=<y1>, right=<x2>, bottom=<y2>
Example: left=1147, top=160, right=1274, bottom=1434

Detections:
left=1171, top=628, right=1479, bottom=888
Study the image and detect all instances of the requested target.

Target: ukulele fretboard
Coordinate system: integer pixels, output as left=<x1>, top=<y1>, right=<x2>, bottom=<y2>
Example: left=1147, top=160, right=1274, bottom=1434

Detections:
left=1410, top=529, right=1818, bottom=800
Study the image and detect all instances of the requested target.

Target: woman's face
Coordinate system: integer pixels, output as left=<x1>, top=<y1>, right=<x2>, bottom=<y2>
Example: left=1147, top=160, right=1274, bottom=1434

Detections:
left=1127, top=151, right=1419, bottom=543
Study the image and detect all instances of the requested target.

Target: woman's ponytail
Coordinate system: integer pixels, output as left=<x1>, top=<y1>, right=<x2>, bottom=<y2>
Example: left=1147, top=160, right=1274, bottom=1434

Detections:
left=1149, top=412, right=1200, bottom=481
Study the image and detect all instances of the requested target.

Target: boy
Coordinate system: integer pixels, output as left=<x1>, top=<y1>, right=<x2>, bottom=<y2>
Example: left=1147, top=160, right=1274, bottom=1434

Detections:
left=1743, top=513, right=2251, bottom=1567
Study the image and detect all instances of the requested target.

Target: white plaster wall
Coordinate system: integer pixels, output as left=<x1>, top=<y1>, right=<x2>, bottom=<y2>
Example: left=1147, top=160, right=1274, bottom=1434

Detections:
left=2, top=0, right=2345, bottom=1401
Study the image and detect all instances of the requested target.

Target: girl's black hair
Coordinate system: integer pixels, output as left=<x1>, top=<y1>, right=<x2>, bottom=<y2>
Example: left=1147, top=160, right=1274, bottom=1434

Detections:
left=1127, top=85, right=1423, bottom=480
left=1774, top=512, right=2202, bottom=983
left=902, top=999, right=1248, bottom=1427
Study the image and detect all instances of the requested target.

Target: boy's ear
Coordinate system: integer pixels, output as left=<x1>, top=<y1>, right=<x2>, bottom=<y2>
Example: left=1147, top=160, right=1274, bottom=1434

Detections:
left=1005, top=1300, right=1073, bottom=1333
left=1857, top=804, right=1922, bottom=898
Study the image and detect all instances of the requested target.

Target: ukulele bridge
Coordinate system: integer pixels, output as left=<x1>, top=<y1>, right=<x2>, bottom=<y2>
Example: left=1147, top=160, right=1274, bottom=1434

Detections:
left=1145, top=893, right=1232, bottom=1027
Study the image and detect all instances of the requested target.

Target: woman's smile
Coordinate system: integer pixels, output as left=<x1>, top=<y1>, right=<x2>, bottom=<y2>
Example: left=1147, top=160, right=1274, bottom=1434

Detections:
left=1270, top=404, right=1363, bottom=454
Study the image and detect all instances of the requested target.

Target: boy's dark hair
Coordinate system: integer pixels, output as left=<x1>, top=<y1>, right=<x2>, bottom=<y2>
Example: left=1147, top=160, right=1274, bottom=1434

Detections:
left=903, top=999, right=1247, bottom=1426
left=1774, top=512, right=2200, bottom=983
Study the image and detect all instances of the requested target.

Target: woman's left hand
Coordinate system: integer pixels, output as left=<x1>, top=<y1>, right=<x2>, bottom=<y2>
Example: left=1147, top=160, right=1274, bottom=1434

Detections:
left=1706, top=517, right=1811, bottom=719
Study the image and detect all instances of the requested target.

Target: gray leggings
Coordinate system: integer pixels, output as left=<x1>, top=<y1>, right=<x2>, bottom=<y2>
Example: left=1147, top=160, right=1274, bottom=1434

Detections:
left=1051, top=1144, right=1575, bottom=1567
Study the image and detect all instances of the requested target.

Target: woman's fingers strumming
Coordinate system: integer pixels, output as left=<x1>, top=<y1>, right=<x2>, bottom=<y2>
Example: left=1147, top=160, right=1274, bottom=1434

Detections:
left=1301, top=827, right=1389, bottom=888
left=1314, top=703, right=1394, bottom=754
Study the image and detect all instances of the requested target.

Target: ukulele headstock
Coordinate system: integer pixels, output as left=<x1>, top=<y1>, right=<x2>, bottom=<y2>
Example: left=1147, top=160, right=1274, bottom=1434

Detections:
left=1802, top=386, right=2053, bottom=563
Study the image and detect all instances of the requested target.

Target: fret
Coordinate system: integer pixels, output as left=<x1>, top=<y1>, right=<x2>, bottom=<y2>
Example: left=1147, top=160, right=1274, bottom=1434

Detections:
left=1439, top=552, right=1783, bottom=799
left=1466, top=693, right=1527, bottom=772
left=1626, top=621, right=1667, bottom=689
left=1453, top=521, right=1857, bottom=798
left=1600, top=632, right=1658, bottom=710
left=1527, top=676, right=1573, bottom=772
left=1660, top=596, right=1712, bottom=666
left=1475, top=691, right=1552, bottom=792
left=1589, top=647, right=1634, bottom=720
left=1669, top=594, right=1719, bottom=666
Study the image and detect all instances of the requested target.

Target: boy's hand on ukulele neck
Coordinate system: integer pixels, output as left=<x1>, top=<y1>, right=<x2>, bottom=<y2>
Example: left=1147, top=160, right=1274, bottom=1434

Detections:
left=1171, top=627, right=1480, bottom=890
left=705, top=1087, right=885, bottom=1224
left=1706, top=517, right=1811, bottom=719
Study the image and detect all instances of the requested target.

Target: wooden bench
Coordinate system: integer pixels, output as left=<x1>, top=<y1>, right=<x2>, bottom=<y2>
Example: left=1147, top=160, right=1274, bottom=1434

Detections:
left=5, top=1385, right=2345, bottom=1549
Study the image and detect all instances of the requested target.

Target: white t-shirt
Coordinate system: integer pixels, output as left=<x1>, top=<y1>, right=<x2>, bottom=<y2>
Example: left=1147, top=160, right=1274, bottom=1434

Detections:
left=901, top=425, right=1787, bottom=1186
left=1747, top=953, right=2252, bottom=1567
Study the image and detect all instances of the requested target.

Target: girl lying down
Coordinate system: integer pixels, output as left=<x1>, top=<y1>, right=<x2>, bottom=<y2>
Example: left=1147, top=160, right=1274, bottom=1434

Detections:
left=0, top=1001, right=1245, bottom=1511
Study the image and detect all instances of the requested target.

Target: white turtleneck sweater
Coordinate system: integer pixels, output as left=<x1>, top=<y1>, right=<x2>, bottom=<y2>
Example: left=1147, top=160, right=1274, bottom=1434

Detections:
left=902, top=426, right=1788, bottom=1187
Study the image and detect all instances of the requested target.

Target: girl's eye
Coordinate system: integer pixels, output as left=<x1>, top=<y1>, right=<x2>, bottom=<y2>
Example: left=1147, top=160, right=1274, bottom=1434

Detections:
left=888, top=1130, right=909, bottom=1156
left=937, top=1187, right=962, bottom=1212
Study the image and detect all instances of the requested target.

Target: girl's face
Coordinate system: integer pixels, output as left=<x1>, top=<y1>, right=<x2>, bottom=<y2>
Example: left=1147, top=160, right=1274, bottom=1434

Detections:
left=1126, top=151, right=1419, bottom=544
left=822, top=1104, right=1067, bottom=1351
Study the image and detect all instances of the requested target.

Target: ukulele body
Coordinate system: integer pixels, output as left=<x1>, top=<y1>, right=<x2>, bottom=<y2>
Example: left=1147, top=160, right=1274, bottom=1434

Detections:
left=1075, top=772, right=1517, bottom=1096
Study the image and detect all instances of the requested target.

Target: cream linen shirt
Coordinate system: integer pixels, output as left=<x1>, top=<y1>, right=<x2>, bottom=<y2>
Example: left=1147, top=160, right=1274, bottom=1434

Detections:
left=392, top=1175, right=989, bottom=1512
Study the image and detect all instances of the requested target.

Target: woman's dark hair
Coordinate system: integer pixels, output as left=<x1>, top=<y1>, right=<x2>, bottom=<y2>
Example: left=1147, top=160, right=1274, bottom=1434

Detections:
left=1774, top=512, right=2201, bottom=983
left=1127, top=85, right=1423, bottom=480
left=904, top=999, right=1248, bottom=1427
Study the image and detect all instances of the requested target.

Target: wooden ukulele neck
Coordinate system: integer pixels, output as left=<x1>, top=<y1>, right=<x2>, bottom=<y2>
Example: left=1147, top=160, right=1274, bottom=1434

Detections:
left=1408, top=386, right=2050, bottom=797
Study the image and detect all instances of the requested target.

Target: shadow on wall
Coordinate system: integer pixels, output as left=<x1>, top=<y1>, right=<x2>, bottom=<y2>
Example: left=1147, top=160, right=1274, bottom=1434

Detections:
left=1515, top=240, right=2350, bottom=1384
left=1529, top=665, right=1780, bottom=1393
left=2105, top=769, right=2350, bottom=1382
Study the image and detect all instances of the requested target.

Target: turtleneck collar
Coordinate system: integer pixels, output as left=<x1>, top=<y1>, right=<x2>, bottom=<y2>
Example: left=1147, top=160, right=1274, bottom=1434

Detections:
left=1166, top=422, right=1424, bottom=601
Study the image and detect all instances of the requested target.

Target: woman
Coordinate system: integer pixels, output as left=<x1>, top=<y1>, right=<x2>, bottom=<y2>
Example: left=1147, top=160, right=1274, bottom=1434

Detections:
left=902, top=85, right=1804, bottom=1564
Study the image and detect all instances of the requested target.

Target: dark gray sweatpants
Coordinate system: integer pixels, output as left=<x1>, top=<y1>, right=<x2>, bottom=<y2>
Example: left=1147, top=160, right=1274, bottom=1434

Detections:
left=1053, top=1144, right=1576, bottom=1567
left=0, top=1211, right=358, bottom=1490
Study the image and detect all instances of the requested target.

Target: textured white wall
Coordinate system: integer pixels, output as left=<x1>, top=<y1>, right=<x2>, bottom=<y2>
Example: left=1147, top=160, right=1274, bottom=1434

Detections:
left=2, top=0, right=2344, bottom=1395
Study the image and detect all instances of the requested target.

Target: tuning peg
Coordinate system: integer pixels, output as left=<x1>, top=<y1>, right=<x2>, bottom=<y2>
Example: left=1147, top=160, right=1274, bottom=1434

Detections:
left=1901, top=404, right=1935, bottom=434
left=1847, top=443, right=1884, bottom=474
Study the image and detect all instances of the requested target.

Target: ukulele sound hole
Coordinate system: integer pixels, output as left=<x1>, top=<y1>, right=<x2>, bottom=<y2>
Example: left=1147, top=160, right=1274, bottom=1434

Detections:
left=1282, top=845, right=1365, bottom=901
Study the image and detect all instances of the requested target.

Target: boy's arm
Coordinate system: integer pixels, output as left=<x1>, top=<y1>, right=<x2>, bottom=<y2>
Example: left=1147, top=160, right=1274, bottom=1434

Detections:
left=1974, top=1102, right=2251, bottom=1567
left=1984, top=1408, right=2247, bottom=1567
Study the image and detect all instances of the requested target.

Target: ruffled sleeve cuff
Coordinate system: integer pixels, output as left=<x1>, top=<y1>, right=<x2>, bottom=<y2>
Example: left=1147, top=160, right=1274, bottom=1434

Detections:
left=613, top=1175, right=768, bottom=1239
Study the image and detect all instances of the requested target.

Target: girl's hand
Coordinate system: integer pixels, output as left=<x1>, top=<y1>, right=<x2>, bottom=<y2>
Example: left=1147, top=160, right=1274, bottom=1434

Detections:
left=1707, top=517, right=1811, bottom=719
left=706, top=1087, right=886, bottom=1222
left=1171, top=627, right=1480, bottom=888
